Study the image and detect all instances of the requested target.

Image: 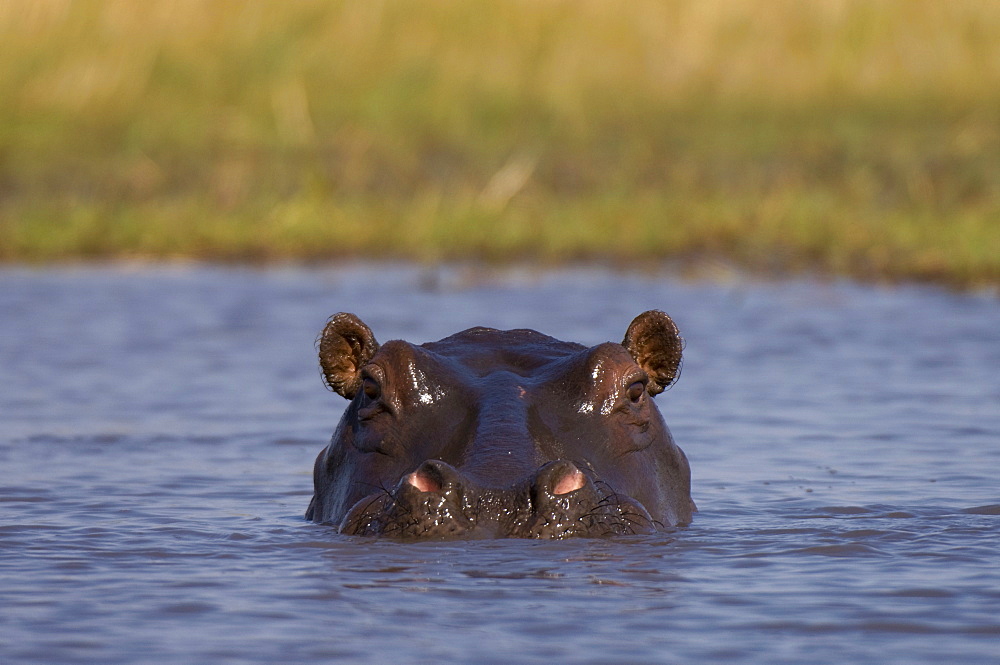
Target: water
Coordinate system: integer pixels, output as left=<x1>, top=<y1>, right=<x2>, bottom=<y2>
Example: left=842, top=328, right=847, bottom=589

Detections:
left=1, top=263, right=998, bottom=664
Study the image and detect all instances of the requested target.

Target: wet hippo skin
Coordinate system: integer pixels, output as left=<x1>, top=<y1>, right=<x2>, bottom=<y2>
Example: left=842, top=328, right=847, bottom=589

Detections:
left=306, top=311, right=696, bottom=538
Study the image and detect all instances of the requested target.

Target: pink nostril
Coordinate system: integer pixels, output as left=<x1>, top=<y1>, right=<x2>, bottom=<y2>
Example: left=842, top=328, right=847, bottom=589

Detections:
left=553, top=468, right=586, bottom=495
left=406, top=470, right=442, bottom=493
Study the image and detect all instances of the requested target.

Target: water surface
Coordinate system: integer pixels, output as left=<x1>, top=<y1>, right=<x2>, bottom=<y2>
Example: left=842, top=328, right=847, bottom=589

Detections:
left=1, top=264, right=998, bottom=664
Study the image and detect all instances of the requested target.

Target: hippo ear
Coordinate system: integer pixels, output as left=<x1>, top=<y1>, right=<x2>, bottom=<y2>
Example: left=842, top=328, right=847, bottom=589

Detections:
left=622, top=310, right=683, bottom=396
left=318, top=313, right=380, bottom=399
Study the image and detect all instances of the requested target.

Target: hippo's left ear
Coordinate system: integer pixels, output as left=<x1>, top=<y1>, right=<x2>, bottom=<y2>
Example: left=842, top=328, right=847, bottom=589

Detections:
left=622, top=310, right=683, bottom=395
left=318, top=313, right=380, bottom=399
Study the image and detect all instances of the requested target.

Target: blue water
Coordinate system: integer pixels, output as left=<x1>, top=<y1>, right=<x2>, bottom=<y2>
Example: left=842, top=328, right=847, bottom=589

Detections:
left=1, top=264, right=998, bottom=664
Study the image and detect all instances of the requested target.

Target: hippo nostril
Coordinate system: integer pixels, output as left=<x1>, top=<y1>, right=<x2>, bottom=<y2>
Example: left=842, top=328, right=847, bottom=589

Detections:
left=403, top=460, right=463, bottom=494
left=533, top=460, right=589, bottom=498
left=406, top=469, right=442, bottom=493
left=552, top=468, right=586, bottom=495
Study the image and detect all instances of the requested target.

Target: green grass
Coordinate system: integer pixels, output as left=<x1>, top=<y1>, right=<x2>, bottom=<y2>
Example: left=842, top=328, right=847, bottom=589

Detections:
left=1, top=1, right=998, bottom=288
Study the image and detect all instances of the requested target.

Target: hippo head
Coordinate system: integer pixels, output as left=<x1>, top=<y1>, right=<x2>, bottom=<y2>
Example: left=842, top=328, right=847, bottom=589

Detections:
left=306, top=311, right=695, bottom=539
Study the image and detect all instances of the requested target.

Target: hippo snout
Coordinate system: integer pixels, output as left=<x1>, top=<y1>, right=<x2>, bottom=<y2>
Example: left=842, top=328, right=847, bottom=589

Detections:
left=339, top=459, right=656, bottom=539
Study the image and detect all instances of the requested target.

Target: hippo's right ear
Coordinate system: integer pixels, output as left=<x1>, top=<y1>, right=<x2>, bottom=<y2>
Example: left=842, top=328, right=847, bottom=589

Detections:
left=622, top=310, right=683, bottom=396
left=318, top=313, right=380, bottom=399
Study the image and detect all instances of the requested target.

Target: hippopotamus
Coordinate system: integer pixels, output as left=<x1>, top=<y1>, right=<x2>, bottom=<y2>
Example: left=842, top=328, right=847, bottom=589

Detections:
left=306, top=311, right=695, bottom=538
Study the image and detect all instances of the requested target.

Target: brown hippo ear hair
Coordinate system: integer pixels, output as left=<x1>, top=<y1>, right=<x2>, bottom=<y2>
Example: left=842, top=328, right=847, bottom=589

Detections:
left=622, top=310, right=683, bottom=396
left=317, top=313, right=380, bottom=399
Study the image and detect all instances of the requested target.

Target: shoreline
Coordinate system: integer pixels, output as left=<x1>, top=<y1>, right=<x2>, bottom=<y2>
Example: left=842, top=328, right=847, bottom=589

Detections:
left=3, top=256, right=996, bottom=297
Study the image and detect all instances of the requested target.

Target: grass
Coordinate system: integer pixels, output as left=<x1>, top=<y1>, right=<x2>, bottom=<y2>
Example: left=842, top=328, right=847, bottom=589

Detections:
left=1, top=0, right=998, bottom=288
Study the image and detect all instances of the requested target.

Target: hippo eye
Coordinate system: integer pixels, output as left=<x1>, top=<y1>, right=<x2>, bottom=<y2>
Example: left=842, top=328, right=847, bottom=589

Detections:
left=362, top=377, right=381, bottom=400
left=626, top=381, right=646, bottom=403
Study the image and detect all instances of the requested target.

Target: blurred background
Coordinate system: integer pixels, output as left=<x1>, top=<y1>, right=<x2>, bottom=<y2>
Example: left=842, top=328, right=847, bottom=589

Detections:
left=1, top=0, right=997, bottom=289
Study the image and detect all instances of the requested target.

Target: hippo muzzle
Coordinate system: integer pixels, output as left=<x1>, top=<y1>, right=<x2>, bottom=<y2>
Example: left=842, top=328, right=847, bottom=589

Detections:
left=339, top=459, right=656, bottom=539
left=306, top=311, right=695, bottom=539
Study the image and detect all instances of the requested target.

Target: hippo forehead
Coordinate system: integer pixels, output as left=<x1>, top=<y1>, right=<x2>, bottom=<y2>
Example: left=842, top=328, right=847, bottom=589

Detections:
left=416, top=326, right=590, bottom=378
left=366, top=328, right=646, bottom=425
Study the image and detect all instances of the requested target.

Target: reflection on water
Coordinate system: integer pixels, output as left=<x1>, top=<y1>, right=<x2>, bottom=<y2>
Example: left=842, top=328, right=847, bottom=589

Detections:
left=1, top=264, right=998, bottom=664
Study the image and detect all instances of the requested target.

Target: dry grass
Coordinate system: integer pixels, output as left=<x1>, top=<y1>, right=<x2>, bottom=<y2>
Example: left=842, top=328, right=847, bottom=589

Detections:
left=1, top=0, right=998, bottom=288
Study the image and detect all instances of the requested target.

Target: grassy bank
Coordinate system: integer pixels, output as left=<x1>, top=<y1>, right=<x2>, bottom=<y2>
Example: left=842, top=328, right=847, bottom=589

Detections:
left=1, top=1, right=998, bottom=288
